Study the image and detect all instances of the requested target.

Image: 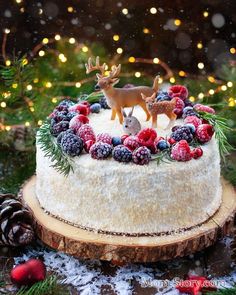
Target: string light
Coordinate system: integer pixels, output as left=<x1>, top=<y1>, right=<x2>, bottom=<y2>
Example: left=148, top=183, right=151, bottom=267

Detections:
left=4, top=28, right=10, bottom=34
left=208, top=76, right=215, bottom=83
left=5, top=60, right=11, bottom=66
left=58, top=53, right=67, bottom=62
left=52, top=98, right=57, bottom=103
left=228, top=98, right=235, bottom=107
left=69, top=37, right=76, bottom=44
left=227, top=81, right=233, bottom=87
left=82, top=46, right=88, bottom=52
left=170, top=77, right=176, bottom=83
left=150, top=7, right=157, bottom=14
left=16, top=0, right=22, bottom=3
left=20, top=7, right=24, bottom=13
left=230, top=48, right=236, bottom=54
left=143, top=28, right=150, bottom=34
left=12, top=83, right=18, bottom=89
left=39, top=8, right=43, bottom=15
left=189, top=96, right=195, bottom=102
left=158, top=77, right=163, bottom=84
left=174, top=19, right=181, bottom=26
left=1, top=102, right=6, bottom=108
left=55, top=34, right=61, bottom=41
left=116, top=47, right=123, bottom=54
left=179, top=70, right=186, bottom=77
left=39, top=50, right=45, bottom=57
left=25, top=121, right=30, bottom=127
left=26, top=85, right=33, bottom=91
left=128, top=56, right=135, bottom=63
left=42, top=38, right=49, bottom=44
left=67, top=6, right=74, bottom=13
left=203, top=11, right=209, bottom=17
left=113, top=35, right=120, bottom=41
left=2, top=92, right=11, bottom=98
left=33, top=78, right=39, bottom=83
left=38, top=120, right=43, bottom=126
left=197, top=42, right=203, bottom=49
left=104, top=70, right=110, bottom=76
left=122, top=8, right=128, bottom=15
left=45, top=82, right=52, bottom=88
left=198, top=93, right=204, bottom=99
left=209, top=89, right=215, bottom=95
left=153, top=57, right=159, bottom=64
left=75, top=82, right=81, bottom=88
left=221, top=85, right=227, bottom=91
left=30, top=106, right=35, bottom=112
left=5, top=126, right=11, bottom=131
left=198, top=62, right=205, bottom=69
left=22, top=58, right=28, bottom=65
left=135, top=71, right=141, bottom=78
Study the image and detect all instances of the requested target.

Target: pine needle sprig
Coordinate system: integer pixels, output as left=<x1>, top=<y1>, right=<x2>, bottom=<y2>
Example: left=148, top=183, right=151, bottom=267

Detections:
left=16, top=275, right=70, bottom=295
left=198, top=111, right=234, bottom=162
left=152, top=148, right=174, bottom=165
left=37, top=121, right=74, bottom=176
left=206, top=287, right=236, bottom=295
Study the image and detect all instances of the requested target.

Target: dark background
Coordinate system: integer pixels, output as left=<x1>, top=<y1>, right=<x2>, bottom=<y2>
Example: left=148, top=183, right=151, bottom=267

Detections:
left=0, top=0, right=235, bottom=75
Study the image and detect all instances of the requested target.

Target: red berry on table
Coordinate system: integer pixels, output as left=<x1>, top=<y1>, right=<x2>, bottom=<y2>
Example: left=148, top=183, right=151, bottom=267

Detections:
left=171, top=140, right=192, bottom=161
left=192, top=147, right=203, bottom=159
left=132, top=146, right=151, bottom=165
left=123, top=136, right=140, bottom=151
left=77, top=124, right=96, bottom=143
left=184, top=115, right=202, bottom=128
left=168, top=85, right=188, bottom=100
left=194, top=104, right=215, bottom=114
left=26, top=259, right=46, bottom=283
left=97, top=133, right=112, bottom=145
left=196, top=124, right=214, bottom=143
left=11, top=263, right=31, bottom=286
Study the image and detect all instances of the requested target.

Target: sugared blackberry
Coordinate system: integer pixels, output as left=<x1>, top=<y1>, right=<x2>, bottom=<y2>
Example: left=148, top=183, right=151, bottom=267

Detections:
left=156, top=91, right=172, bottom=102
left=99, top=96, right=110, bottom=109
left=66, top=112, right=77, bottom=121
left=61, top=132, right=84, bottom=157
left=132, top=146, right=151, bottom=165
left=182, top=107, right=199, bottom=119
left=90, top=142, right=112, bottom=160
left=112, top=145, right=132, bottom=163
left=184, top=99, right=194, bottom=107
left=57, top=129, right=74, bottom=145
left=56, top=99, right=74, bottom=111
left=51, top=121, right=69, bottom=137
left=55, top=111, right=68, bottom=122
left=171, top=126, right=193, bottom=143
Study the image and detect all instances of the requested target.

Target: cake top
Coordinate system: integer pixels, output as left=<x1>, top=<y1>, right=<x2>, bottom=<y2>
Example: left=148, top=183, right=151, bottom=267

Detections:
left=37, top=58, right=231, bottom=176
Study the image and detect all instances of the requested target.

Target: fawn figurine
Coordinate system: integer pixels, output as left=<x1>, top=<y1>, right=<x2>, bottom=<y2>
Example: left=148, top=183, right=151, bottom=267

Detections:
left=141, top=92, right=177, bottom=129
left=85, top=56, right=159, bottom=124
left=122, top=107, right=141, bottom=135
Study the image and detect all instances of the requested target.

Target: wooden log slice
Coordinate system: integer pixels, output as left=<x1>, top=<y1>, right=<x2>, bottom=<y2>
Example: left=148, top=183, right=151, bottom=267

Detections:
left=20, top=176, right=236, bottom=263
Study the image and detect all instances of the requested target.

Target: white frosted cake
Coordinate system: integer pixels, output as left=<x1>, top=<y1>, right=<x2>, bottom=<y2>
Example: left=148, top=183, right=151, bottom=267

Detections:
left=36, top=106, right=222, bottom=235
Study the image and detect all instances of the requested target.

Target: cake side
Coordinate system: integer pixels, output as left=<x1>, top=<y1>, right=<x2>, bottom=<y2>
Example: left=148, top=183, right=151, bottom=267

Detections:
left=36, top=131, right=222, bottom=235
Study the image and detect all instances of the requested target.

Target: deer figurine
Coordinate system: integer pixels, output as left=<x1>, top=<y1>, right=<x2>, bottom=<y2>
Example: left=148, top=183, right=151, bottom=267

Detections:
left=85, top=56, right=159, bottom=124
left=141, top=92, right=177, bottom=129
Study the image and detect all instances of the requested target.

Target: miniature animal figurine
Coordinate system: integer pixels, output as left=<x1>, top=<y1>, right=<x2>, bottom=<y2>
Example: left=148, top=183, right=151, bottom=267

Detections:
left=141, top=92, right=177, bottom=129
left=122, top=107, right=141, bottom=135
left=85, top=56, right=159, bottom=124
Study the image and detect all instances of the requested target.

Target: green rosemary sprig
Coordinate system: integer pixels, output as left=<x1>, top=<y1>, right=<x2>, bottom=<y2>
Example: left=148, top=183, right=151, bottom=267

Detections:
left=16, top=275, right=70, bottom=295
left=37, top=121, right=74, bottom=177
left=78, top=91, right=103, bottom=104
left=152, top=148, right=174, bottom=165
left=197, top=111, right=234, bottom=162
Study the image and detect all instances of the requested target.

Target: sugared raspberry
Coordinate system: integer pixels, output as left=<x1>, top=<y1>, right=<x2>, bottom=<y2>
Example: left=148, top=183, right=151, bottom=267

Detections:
left=112, top=145, right=132, bottom=163
left=192, top=147, right=203, bottom=159
left=168, top=85, right=188, bottom=100
left=121, top=134, right=129, bottom=143
left=171, top=140, right=192, bottom=162
left=171, top=126, right=193, bottom=143
left=69, top=103, right=90, bottom=116
left=194, top=104, right=215, bottom=114
left=123, top=136, right=140, bottom=151
left=196, top=124, right=214, bottom=143
left=137, top=128, right=157, bottom=153
left=77, top=124, right=96, bottom=143
left=132, top=146, right=151, bottom=165
left=175, top=97, right=185, bottom=110
left=97, top=133, right=112, bottom=145
left=184, top=116, right=202, bottom=128
left=168, top=137, right=176, bottom=145
left=84, top=139, right=94, bottom=153
left=69, top=115, right=89, bottom=132
left=90, top=142, right=112, bottom=160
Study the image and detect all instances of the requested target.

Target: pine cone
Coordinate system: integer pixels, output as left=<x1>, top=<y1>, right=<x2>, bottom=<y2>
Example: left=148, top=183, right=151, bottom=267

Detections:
left=230, top=228, right=236, bottom=263
left=0, top=194, right=35, bottom=246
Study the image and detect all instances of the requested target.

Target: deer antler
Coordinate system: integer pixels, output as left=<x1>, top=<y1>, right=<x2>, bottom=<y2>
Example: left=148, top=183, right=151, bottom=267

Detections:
left=108, top=64, right=121, bottom=79
left=85, top=56, right=106, bottom=76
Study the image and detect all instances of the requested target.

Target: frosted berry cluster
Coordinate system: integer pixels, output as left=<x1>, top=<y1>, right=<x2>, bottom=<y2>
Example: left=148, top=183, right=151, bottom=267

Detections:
left=47, top=84, right=216, bottom=166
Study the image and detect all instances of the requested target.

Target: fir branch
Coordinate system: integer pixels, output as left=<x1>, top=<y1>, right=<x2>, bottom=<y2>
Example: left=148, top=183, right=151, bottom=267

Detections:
left=152, top=148, right=174, bottom=165
left=37, top=121, right=74, bottom=176
left=197, top=111, right=234, bottom=162
left=206, top=287, right=236, bottom=295
left=16, top=275, right=70, bottom=295
left=78, top=91, right=103, bottom=104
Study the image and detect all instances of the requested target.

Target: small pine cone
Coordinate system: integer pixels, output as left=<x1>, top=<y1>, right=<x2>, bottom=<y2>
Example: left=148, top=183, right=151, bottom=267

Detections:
left=0, top=194, right=35, bottom=246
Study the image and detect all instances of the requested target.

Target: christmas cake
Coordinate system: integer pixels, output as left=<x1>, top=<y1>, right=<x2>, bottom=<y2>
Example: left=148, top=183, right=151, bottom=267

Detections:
left=36, top=81, right=222, bottom=236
